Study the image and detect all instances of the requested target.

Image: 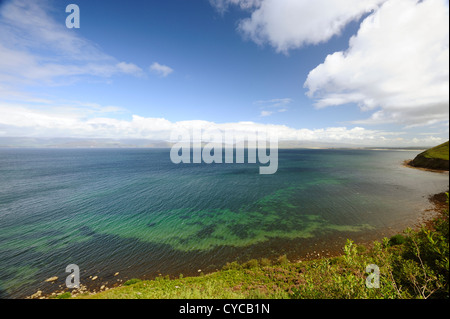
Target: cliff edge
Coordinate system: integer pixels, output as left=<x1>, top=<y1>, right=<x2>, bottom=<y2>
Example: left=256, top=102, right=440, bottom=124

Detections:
left=409, top=141, right=449, bottom=171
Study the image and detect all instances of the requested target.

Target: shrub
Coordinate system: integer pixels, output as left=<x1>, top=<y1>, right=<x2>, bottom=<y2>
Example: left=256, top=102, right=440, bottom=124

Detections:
left=275, top=255, right=289, bottom=266
left=389, top=234, right=407, bottom=246
left=222, top=261, right=241, bottom=270
left=123, top=278, right=142, bottom=286
left=259, top=258, right=272, bottom=267
left=391, top=193, right=449, bottom=298
left=242, top=259, right=259, bottom=269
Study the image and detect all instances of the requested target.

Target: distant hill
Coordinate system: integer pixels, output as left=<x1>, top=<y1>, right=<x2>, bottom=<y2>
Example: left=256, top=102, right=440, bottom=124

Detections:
left=0, top=137, right=172, bottom=148
left=409, top=141, right=449, bottom=171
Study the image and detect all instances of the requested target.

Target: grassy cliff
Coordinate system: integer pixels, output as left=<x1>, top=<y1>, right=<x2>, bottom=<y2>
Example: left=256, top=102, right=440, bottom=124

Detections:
left=410, top=141, right=449, bottom=171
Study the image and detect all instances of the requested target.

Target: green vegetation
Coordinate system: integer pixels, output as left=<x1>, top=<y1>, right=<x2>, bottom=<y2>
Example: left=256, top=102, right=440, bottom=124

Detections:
left=388, top=234, right=407, bottom=246
left=422, top=141, right=450, bottom=161
left=123, top=278, right=142, bottom=286
left=55, top=292, right=72, bottom=299
left=68, top=193, right=448, bottom=300
left=410, top=141, right=449, bottom=170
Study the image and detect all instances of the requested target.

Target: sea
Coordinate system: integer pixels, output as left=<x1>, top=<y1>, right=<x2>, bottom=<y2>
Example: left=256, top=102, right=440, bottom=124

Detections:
left=0, top=148, right=448, bottom=298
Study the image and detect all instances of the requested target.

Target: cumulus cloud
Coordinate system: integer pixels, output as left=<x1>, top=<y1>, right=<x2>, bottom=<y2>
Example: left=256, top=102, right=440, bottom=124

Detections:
left=304, top=0, right=449, bottom=127
left=211, top=0, right=385, bottom=53
left=212, top=0, right=449, bottom=129
left=150, top=62, right=174, bottom=78
left=0, top=101, right=445, bottom=146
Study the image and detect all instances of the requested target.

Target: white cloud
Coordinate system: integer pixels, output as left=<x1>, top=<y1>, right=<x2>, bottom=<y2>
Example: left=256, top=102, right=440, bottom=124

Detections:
left=210, top=0, right=262, bottom=12
left=255, top=98, right=292, bottom=108
left=212, top=0, right=449, bottom=129
left=260, top=110, right=273, bottom=117
left=0, top=102, right=445, bottom=146
left=116, top=62, right=144, bottom=77
left=0, top=0, right=143, bottom=85
left=211, top=0, right=385, bottom=53
left=150, top=62, right=174, bottom=78
left=304, top=0, right=449, bottom=127
left=256, top=98, right=293, bottom=117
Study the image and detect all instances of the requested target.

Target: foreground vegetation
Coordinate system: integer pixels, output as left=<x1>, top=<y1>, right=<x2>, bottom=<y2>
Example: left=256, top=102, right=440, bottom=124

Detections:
left=64, top=193, right=448, bottom=300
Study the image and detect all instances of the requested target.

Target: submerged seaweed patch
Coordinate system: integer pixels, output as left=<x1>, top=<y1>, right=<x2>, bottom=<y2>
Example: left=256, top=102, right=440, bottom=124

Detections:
left=80, top=182, right=382, bottom=252
left=195, top=224, right=217, bottom=239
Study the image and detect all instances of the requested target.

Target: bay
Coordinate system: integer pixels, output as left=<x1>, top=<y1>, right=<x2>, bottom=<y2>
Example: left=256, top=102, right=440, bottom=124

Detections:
left=0, top=148, right=448, bottom=298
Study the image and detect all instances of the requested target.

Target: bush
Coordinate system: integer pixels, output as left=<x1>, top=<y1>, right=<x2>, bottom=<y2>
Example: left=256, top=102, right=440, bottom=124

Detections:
left=392, top=193, right=449, bottom=299
left=222, top=261, right=241, bottom=271
left=275, top=255, right=289, bottom=266
left=259, top=258, right=272, bottom=267
left=389, top=234, right=407, bottom=246
left=242, top=259, right=259, bottom=269
left=123, top=278, right=142, bottom=286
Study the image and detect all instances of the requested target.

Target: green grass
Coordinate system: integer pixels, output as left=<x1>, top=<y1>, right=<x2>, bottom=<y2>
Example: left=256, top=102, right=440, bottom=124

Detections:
left=422, top=141, right=449, bottom=161
left=68, top=194, right=448, bottom=300
left=56, top=292, right=72, bottom=299
left=411, top=141, right=449, bottom=170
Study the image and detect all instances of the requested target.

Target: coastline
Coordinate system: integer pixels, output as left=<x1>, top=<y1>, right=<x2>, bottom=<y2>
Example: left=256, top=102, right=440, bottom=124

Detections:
left=403, top=159, right=450, bottom=174
left=22, top=156, right=449, bottom=299
left=27, top=187, right=449, bottom=299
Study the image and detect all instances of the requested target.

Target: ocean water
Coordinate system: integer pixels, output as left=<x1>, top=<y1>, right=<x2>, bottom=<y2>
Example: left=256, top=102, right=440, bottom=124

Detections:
left=0, top=148, right=448, bottom=298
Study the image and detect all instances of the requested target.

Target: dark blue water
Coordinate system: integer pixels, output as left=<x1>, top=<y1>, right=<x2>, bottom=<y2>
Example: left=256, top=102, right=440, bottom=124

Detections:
left=0, top=148, right=448, bottom=298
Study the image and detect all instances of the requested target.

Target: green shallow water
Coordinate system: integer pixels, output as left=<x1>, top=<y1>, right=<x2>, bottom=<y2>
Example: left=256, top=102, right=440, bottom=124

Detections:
left=0, top=148, right=448, bottom=298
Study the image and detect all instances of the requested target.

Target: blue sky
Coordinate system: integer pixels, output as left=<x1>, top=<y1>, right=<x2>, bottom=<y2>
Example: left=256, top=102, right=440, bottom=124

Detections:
left=0, top=0, right=448, bottom=146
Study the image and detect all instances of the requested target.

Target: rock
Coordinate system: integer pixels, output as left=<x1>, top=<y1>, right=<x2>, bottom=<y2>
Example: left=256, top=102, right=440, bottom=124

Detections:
left=100, top=285, right=105, bottom=290
left=114, top=272, right=119, bottom=276
left=31, top=290, right=42, bottom=298
left=410, top=155, right=449, bottom=170
left=45, top=276, right=58, bottom=282
left=92, top=276, right=98, bottom=281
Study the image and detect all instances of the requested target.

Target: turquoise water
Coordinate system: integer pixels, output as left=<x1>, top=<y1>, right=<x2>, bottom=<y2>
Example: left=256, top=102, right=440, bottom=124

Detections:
left=0, top=148, right=448, bottom=298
